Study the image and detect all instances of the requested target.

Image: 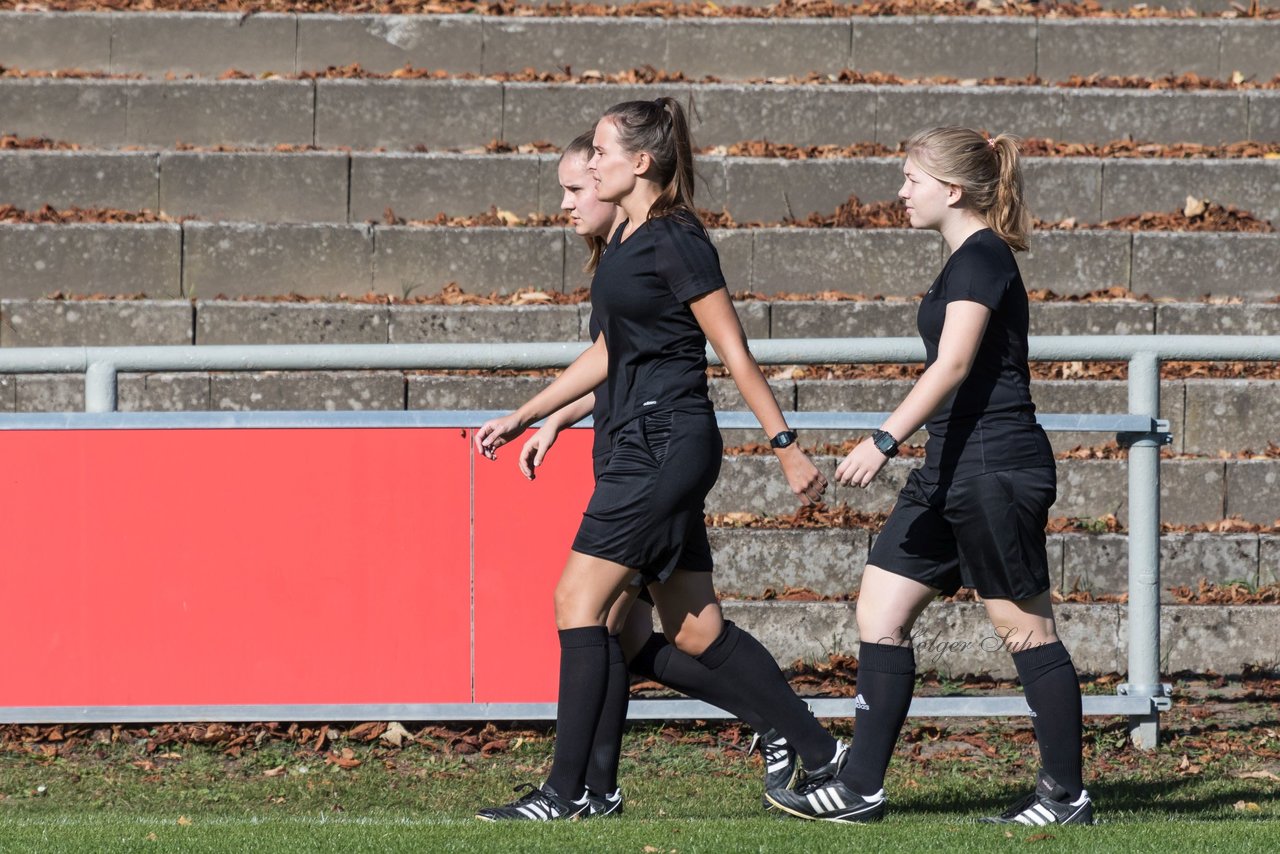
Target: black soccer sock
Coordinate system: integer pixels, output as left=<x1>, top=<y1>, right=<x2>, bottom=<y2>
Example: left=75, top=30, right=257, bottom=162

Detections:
left=643, top=635, right=772, bottom=734
left=1013, top=641, right=1084, bottom=799
left=694, top=622, right=836, bottom=769
left=584, top=634, right=629, bottom=796
left=545, top=626, right=609, bottom=798
left=626, top=632, right=670, bottom=683
left=837, top=642, right=916, bottom=796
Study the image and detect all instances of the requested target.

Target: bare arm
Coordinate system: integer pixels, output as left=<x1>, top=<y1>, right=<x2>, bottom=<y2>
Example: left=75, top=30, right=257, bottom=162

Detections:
left=514, top=392, right=598, bottom=480
left=474, top=336, right=608, bottom=459
left=689, top=289, right=827, bottom=505
left=541, top=394, right=597, bottom=433
left=836, top=299, right=991, bottom=487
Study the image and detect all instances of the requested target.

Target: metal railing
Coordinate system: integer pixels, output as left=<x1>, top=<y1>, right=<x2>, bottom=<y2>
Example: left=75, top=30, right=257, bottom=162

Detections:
left=3, top=334, right=1278, bottom=748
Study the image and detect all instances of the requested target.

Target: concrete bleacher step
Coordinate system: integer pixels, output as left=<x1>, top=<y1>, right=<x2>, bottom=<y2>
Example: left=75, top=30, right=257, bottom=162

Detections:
left=5, top=78, right=1274, bottom=150
left=4, top=149, right=1280, bottom=225
left=1, top=12, right=1276, bottom=80
left=706, top=528, right=1280, bottom=600
left=1, top=221, right=1276, bottom=299
left=6, top=298, right=1276, bottom=348
left=4, top=77, right=1277, bottom=150
left=726, top=599, right=1279, bottom=677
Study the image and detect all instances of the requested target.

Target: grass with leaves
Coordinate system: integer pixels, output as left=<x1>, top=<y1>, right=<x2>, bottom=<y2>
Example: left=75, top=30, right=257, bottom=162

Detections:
left=1, top=679, right=1277, bottom=853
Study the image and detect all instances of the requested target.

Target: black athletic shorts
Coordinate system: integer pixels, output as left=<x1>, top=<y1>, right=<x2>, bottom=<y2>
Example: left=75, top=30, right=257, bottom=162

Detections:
left=574, top=409, right=720, bottom=583
left=868, top=465, right=1057, bottom=601
left=594, top=452, right=667, bottom=606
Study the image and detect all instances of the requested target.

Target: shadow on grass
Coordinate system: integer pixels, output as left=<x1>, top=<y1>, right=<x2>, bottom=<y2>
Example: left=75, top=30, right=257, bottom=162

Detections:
left=896, top=773, right=1277, bottom=821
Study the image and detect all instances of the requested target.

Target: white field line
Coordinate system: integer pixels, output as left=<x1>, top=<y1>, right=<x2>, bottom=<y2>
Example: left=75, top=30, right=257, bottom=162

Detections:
left=0, top=814, right=469, bottom=829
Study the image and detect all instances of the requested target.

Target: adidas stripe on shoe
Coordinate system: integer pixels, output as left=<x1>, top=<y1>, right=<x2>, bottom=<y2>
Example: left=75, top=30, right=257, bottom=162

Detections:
left=981, top=770, right=1095, bottom=826
left=475, top=782, right=590, bottom=822
left=750, top=728, right=799, bottom=810
left=766, top=777, right=887, bottom=824
left=585, top=787, right=624, bottom=818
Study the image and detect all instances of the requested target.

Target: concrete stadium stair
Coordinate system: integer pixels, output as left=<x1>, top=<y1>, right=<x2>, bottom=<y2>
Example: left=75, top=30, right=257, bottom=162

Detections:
left=0, top=222, right=1277, bottom=300
left=0, top=12, right=1275, bottom=80
left=4, top=150, right=1280, bottom=225
left=1, top=6, right=1277, bottom=676
left=3, top=78, right=1278, bottom=149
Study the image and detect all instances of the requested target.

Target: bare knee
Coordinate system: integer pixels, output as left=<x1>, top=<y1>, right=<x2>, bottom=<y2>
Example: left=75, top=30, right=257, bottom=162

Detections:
left=554, top=580, right=602, bottom=630
left=855, top=565, right=938, bottom=647
left=666, top=608, right=724, bottom=657
left=856, top=602, right=916, bottom=647
left=983, top=593, right=1060, bottom=651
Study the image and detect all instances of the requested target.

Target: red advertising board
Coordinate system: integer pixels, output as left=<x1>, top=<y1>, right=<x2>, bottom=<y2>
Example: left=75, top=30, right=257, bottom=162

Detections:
left=473, top=429, right=595, bottom=703
left=0, top=426, right=500, bottom=708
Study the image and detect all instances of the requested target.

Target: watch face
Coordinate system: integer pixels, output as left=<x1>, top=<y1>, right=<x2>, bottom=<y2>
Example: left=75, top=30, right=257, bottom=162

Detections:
left=873, top=431, right=897, bottom=455
left=772, top=431, right=796, bottom=448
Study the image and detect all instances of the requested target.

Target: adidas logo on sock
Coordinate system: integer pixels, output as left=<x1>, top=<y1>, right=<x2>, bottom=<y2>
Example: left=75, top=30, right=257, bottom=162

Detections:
left=853, top=694, right=870, bottom=712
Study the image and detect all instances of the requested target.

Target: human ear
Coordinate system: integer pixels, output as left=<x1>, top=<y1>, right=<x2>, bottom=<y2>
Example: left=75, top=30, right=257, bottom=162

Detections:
left=946, top=183, right=964, bottom=207
left=633, top=150, right=652, bottom=176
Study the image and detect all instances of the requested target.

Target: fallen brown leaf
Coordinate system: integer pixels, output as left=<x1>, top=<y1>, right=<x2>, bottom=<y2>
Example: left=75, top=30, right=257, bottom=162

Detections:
left=1236, top=770, right=1280, bottom=781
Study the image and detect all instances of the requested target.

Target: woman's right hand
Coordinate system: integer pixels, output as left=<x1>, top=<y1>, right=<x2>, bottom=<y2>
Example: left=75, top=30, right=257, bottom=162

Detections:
left=517, top=425, right=561, bottom=480
left=776, top=446, right=828, bottom=506
left=474, top=413, right=528, bottom=461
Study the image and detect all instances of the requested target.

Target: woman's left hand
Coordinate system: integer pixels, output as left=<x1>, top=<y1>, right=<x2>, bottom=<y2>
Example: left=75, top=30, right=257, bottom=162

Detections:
left=835, top=437, right=889, bottom=488
left=474, top=413, right=527, bottom=461
left=776, top=447, right=828, bottom=506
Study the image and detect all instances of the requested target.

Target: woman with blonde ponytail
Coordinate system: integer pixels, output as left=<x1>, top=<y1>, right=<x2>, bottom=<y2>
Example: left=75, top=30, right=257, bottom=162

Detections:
left=767, top=127, right=1093, bottom=826
left=474, top=98, right=845, bottom=822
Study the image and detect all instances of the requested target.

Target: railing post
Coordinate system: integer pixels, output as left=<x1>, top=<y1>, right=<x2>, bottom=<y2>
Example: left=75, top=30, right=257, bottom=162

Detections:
left=1124, top=351, right=1164, bottom=748
left=84, top=361, right=118, bottom=413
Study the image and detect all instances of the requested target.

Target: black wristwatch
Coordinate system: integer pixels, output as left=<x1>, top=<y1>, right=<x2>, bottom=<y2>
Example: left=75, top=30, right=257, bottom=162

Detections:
left=769, top=430, right=799, bottom=450
left=871, top=429, right=900, bottom=458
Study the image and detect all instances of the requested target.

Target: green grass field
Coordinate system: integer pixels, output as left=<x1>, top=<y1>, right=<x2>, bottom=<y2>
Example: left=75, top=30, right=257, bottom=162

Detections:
left=1, top=686, right=1277, bottom=853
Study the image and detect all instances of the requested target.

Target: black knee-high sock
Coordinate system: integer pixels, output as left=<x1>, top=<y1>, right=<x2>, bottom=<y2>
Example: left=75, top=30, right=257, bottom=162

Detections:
left=837, top=642, right=916, bottom=796
left=545, top=626, right=609, bottom=797
left=627, top=632, right=772, bottom=733
left=584, top=634, right=629, bottom=796
left=627, top=632, right=671, bottom=683
left=694, top=622, right=836, bottom=769
left=1013, top=641, right=1083, bottom=799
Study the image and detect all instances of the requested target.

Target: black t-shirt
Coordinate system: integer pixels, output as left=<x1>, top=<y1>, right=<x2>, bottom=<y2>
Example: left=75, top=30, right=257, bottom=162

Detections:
left=591, top=211, right=726, bottom=435
left=586, top=311, right=610, bottom=460
left=916, top=228, right=1053, bottom=482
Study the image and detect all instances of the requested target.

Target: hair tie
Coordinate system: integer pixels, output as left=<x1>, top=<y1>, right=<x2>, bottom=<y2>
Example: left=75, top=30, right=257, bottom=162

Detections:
left=987, top=136, right=998, bottom=150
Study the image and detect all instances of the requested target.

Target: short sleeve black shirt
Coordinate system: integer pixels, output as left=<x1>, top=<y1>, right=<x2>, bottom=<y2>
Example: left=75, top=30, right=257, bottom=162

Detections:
left=916, top=229, right=1053, bottom=481
left=590, top=212, right=726, bottom=434
left=586, top=310, right=610, bottom=459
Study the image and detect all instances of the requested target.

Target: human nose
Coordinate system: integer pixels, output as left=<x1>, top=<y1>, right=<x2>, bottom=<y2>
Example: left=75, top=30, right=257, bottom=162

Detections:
left=561, top=189, right=574, bottom=212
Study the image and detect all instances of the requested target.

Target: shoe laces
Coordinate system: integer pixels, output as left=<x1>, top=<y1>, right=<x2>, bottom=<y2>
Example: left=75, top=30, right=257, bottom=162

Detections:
left=509, top=783, right=551, bottom=805
left=999, top=791, right=1042, bottom=819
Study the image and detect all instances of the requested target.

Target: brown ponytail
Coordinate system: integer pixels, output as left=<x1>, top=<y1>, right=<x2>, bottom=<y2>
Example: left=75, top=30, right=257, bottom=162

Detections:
left=560, top=128, right=607, bottom=272
left=904, top=127, right=1032, bottom=252
left=601, top=96, right=700, bottom=224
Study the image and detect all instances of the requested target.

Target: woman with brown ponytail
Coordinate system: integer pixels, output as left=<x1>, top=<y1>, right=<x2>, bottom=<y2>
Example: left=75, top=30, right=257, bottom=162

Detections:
left=518, top=129, right=808, bottom=819
left=473, top=98, right=845, bottom=822
left=767, top=127, right=1093, bottom=826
